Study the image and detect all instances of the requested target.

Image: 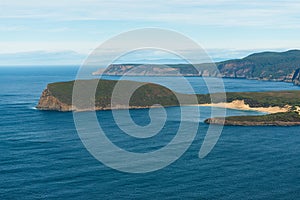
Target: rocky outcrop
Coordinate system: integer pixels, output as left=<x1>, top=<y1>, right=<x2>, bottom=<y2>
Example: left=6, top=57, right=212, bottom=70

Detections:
left=205, top=117, right=300, bottom=126
left=292, top=68, right=300, bottom=85
left=216, top=60, right=255, bottom=78
left=36, top=88, right=73, bottom=111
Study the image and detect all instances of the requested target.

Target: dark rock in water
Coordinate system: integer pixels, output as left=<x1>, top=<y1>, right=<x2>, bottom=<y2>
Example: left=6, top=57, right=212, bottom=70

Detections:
left=292, top=68, right=300, bottom=86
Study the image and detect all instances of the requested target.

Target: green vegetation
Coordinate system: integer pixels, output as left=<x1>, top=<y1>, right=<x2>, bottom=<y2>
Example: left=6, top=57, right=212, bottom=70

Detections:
left=48, top=81, right=74, bottom=104
left=47, top=79, right=300, bottom=108
left=99, top=50, right=300, bottom=85
left=196, top=90, right=300, bottom=107
left=225, top=91, right=300, bottom=107
left=42, top=79, right=300, bottom=125
left=47, top=79, right=180, bottom=108
left=224, top=111, right=300, bottom=122
left=44, top=49, right=300, bottom=125
left=244, top=50, right=300, bottom=77
left=218, top=50, right=300, bottom=80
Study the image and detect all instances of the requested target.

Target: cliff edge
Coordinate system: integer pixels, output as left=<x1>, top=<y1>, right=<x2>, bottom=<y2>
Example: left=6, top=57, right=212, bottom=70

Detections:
left=36, top=88, right=73, bottom=111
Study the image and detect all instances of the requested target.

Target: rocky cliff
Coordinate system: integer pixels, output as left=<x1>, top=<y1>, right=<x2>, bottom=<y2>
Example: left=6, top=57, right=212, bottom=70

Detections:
left=292, top=68, right=300, bottom=85
left=36, top=88, right=73, bottom=111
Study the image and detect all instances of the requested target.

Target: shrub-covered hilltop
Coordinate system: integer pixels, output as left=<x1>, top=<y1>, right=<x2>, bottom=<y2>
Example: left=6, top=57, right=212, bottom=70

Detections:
left=37, top=79, right=183, bottom=111
left=37, top=79, right=300, bottom=126
left=93, top=50, right=300, bottom=86
left=205, top=112, right=300, bottom=126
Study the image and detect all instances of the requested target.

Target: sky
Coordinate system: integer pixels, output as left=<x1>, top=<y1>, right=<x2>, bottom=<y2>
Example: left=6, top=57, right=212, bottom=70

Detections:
left=1, top=0, right=300, bottom=65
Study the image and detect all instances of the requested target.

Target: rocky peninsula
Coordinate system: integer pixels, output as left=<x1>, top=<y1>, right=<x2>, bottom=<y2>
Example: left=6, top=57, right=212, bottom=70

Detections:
left=37, top=79, right=183, bottom=111
left=37, top=79, right=300, bottom=126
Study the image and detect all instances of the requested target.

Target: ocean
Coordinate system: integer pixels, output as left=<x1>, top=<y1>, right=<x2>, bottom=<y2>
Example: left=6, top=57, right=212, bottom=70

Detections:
left=1, top=66, right=300, bottom=199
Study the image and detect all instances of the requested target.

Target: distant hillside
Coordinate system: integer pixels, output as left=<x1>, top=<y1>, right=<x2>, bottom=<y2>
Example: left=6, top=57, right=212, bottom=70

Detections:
left=217, top=50, right=300, bottom=83
left=93, top=50, right=300, bottom=85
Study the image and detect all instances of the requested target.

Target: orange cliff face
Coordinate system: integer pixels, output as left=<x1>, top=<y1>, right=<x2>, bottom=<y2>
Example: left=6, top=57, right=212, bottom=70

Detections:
left=36, top=88, right=73, bottom=111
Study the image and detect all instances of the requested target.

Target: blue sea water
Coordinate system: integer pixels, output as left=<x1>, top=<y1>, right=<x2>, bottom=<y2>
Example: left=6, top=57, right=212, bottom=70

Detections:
left=1, top=66, right=300, bottom=199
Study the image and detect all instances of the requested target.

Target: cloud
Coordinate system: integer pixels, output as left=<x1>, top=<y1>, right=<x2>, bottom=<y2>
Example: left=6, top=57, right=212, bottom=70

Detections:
left=1, top=0, right=300, bottom=28
left=0, top=0, right=299, bottom=63
left=0, top=26, right=26, bottom=31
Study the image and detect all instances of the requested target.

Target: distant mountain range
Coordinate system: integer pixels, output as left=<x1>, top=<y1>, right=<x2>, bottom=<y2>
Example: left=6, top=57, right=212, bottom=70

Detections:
left=93, top=50, right=300, bottom=86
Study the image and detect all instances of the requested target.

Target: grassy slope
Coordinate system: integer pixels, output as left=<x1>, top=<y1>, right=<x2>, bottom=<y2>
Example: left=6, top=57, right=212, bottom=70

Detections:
left=242, top=50, right=300, bottom=78
left=225, top=91, right=300, bottom=107
left=47, top=79, right=180, bottom=108
left=48, top=79, right=300, bottom=108
left=48, top=81, right=74, bottom=105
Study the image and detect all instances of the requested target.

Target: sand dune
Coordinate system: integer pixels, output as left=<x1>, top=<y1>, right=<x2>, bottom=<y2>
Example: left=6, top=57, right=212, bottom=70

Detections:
left=198, top=100, right=291, bottom=114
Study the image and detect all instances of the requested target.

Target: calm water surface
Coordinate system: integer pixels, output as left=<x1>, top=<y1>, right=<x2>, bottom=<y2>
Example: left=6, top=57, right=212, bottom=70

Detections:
left=1, top=67, right=300, bottom=199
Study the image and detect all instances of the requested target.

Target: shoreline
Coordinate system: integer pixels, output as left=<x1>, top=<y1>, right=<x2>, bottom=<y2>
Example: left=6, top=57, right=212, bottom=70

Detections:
left=198, top=100, right=291, bottom=114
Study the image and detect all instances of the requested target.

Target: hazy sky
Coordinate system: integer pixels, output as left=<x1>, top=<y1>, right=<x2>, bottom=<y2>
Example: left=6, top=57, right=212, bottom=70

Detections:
left=1, top=0, right=300, bottom=65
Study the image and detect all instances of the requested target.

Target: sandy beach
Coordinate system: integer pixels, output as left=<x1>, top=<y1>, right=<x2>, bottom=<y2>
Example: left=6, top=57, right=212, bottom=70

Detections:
left=198, top=100, right=291, bottom=114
